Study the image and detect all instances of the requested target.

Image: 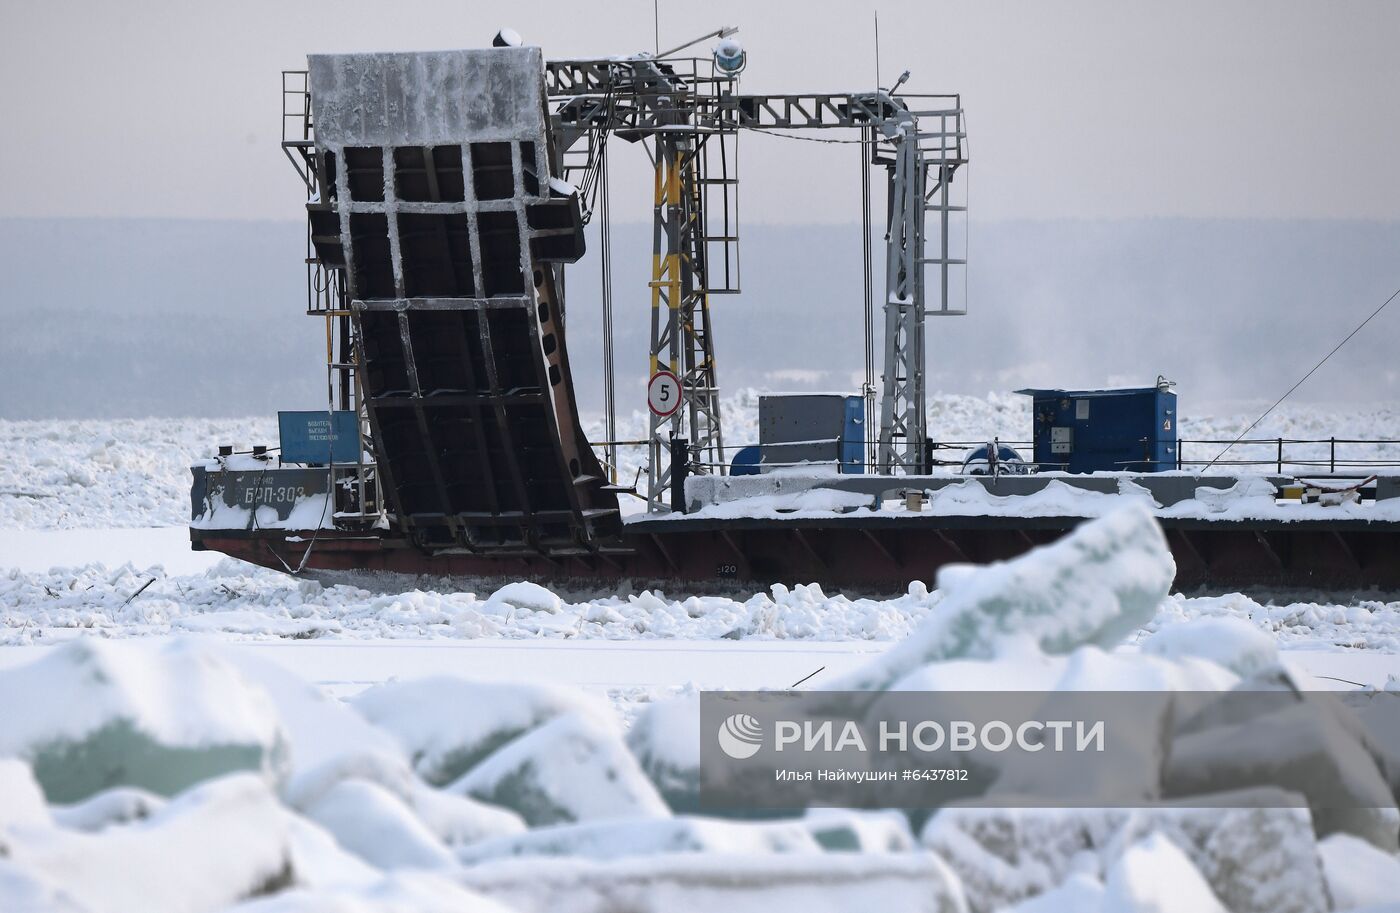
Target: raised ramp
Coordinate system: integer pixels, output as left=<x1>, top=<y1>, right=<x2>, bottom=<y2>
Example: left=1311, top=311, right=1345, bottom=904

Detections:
left=307, top=48, right=619, bottom=555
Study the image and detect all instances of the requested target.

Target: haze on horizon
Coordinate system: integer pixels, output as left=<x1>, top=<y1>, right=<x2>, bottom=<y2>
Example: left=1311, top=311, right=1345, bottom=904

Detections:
left=1, top=1, right=1398, bottom=420
left=3, top=0, right=1398, bottom=225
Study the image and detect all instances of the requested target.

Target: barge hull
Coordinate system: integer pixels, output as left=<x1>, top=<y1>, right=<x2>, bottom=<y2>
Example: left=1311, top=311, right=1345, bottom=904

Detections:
left=192, top=515, right=1400, bottom=592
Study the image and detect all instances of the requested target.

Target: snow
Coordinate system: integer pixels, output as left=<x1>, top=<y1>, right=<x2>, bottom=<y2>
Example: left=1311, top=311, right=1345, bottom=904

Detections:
left=227, top=872, right=514, bottom=913
left=279, top=809, right=384, bottom=890
left=5, top=532, right=1400, bottom=659
left=985, top=648, right=1238, bottom=804
left=0, top=860, right=88, bottom=913
left=1318, top=832, right=1400, bottom=910
left=0, top=638, right=287, bottom=801
left=0, top=758, right=52, bottom=832
left=1165, top=698, right=1400, bottom=850
left=0, top=630, right=1386, bottom=909
left=279, top=747, right=527, bottom=849
left=457, top=852, right=968, bottom=913
left=1147, top=801, right=1329, bottom=913
left=0, top=416, right=276, bottom=530
left=1352, top=690, right=1400, bottom=795
left=213, top=647, right=403, bottom=780
left=405, top=781, right=527, bottom=848
left=0, top=527, right=223, bottom=575
left=922, top=477, right=1152, bottom=519
left=351, top=677, right=604, bottom=786
left=802, top=809, right=917, bottom=852
left=482, top=581, right=564, bottom=616
left=626, top=692, right=702, bottom=811
left=685, top=469, right=1400, bottom=523
left=924, top=793, right=1330, bottom=913
left=50, top=787, right=165, bottom=832
left=831, top=502, right=1174, bottom=691
left=884, top=634, right=1237, bottom=700
left=282, top=749, right=421, bottom=812
left=0, top=596, right=1395, bottom=697
left=885, top=637, right=1071, bottom=693
left=6, top=393, right=1399, bottom=531
left=1149, top=591, right=1400, bottom=653
left=2, top=394, right=1400, bottom=909
left=456, top=816, right=823, bottom=866
left=1047, top=643, right=1238, bottom=692
left=304, top=779, right=456, bottom=871
left=1140, top=616, right=1280, bottom=677
left=682, top=485, right=880, bottom=519
left=1101, top=833, right=1227, bottom=913
left=1002, top=872, right=1105, bottom=913
left=922, top=806, right=1118, bottom=911
left=449, top=710, right=671, bottom=827
left=6, top=773, right=296, bottom=913
left=0, top=557, right=940, bottom=645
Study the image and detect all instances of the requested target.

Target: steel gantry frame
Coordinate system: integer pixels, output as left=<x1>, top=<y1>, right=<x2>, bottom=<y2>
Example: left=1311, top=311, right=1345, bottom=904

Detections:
left=874, top=103, right=969, bottom=471
left=647, top=134, right=727, bottom=512
left=546, top=52, right=968, bottom=505
left=550, top=56, right=738, bottom=512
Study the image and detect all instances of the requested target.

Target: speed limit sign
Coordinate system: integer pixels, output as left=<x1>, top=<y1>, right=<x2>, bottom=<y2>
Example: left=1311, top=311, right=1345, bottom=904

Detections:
left=647, top=370, right=681, bottom=418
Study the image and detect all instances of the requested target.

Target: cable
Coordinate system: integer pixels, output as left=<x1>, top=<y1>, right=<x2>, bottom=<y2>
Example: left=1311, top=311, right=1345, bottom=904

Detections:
left=874, top=10, right=882, bottom=91
left=861, top=126, right=876, bottom=472
left=1204, top=282, right=1400, bottom=471
left=735, top=124, right=873, bottom=145
left=600, top=136, right=618, bottom=482
left=1312, top=674, right=1367, bottom=689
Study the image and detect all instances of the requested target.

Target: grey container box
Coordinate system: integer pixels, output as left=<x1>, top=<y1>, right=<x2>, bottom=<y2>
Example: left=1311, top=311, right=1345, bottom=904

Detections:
left=759, top=394, right=849, bottom=472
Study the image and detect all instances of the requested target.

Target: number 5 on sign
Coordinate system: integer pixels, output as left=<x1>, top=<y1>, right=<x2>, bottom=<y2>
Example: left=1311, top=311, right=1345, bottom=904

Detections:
left=648, top=370, right=681, bottom=418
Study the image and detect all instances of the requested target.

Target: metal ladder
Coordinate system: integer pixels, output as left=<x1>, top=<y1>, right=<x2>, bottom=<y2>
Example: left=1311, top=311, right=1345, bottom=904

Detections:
left=280, top=69, right=382, bottom=525
left=697, top=129, right=741, bottom=295
left=915, top=107, right=968, bottom=317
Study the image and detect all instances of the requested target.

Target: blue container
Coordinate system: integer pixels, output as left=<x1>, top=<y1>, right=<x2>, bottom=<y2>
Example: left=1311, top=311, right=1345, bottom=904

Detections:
left=278, top=410, right=361, bottom=465
left=1016, top=387, right=1177, bottom=473
left=730, top=445, right=762, bottom=476
left=757, top=394, right=866, bottom=474
left=840, top=396, right=865, bottom=473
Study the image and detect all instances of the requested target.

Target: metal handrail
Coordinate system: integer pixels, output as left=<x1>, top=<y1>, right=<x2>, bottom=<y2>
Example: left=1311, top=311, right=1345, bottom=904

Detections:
left=592, top=435, right=1400, bottom=477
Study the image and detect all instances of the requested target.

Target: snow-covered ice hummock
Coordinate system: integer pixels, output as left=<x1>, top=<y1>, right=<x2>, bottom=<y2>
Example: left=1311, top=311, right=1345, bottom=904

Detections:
left=831, top=500, right=1176, bottom=691
left=448, top=709, right=671, bottom=828
left=0, top=506, right=1398, bottom=911
left=0, top=638, right=288, bottom=803
left=351, top=676, right=603, bottom=786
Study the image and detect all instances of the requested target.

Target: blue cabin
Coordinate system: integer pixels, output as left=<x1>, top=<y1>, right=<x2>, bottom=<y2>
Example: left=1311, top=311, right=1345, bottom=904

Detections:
left=751, top=394, right=865, bottom=474
left=1016, top=386, right=1177, bottom=473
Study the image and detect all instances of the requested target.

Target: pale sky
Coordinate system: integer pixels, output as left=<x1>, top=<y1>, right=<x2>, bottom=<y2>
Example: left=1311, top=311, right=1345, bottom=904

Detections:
left=2, top=0, right=1398, bottom=225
